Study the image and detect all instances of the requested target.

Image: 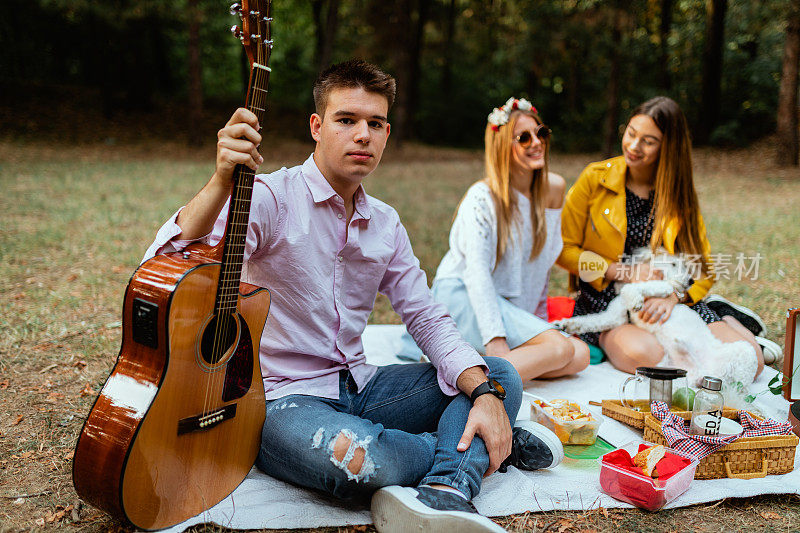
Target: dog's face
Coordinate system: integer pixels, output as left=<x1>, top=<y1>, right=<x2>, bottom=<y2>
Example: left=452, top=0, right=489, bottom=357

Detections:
left=628, top=247, right=693, bottom=289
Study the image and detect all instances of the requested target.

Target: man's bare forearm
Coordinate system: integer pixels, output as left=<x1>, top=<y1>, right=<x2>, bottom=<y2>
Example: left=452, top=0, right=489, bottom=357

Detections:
left=456, top=366, right=490, bottom=397
left=176, top=108, right=263, bottom=241
left=175, top=173, right=232, bottom=241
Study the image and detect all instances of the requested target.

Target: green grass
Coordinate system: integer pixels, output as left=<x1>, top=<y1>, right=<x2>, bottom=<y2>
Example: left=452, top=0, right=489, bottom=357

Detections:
left=1, top=140, right=799, bottom=531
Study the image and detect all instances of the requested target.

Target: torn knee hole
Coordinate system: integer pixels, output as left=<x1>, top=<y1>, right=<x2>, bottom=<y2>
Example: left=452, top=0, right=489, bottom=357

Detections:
left=333, top=433, right=366, bottom=474
left=325, top=429, right=376, bottom=481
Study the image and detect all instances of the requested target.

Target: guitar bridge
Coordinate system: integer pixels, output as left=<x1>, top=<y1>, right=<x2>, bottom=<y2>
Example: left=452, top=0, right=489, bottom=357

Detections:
left=177, top=403, right=237, bottom=435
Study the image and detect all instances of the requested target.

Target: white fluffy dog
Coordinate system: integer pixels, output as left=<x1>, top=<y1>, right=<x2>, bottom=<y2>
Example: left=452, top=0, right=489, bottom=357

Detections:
left=555, top=249, right=758, bottom=388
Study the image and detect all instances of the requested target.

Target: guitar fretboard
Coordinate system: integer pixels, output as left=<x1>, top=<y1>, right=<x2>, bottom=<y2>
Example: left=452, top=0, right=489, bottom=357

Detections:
left=215, top=62, right=271, bottom=313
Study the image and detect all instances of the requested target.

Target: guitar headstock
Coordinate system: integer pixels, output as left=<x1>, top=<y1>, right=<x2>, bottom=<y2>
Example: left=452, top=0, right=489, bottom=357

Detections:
left=230, top=0, right=273, bottom=67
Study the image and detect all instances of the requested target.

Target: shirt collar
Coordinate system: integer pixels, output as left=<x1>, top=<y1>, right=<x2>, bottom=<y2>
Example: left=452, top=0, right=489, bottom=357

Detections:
left=301, top=154, right=372, bottom=220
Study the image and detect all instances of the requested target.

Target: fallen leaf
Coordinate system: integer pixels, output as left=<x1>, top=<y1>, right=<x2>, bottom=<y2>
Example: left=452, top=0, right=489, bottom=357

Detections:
left=557, top=519, right=574, bottom=533
left=12, top=414, right=24, bottom=426
left=64, top=450, right=75, bottom=460
left=73, top=360, right=87, bottom=369
left=20, top=451, right=34, bottom=459
left=67, top=274, right=78, bottom=281
left=79, top=383, right=95, bottom=396
left=0, top=379, right=8, bottom=389
left=34, top=518, right=45, bottom=526
left=12, top=292, right=25, bottom=300
left=601, top=506, right=609, bottom=518
left=47, top=392, right=65, bottom=401
left=760, top=511, right=782, bottom=520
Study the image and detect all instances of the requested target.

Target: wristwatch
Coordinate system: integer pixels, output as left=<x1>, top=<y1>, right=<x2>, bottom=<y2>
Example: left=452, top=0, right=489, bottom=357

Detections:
left=470, top=379, right=506, bottom=404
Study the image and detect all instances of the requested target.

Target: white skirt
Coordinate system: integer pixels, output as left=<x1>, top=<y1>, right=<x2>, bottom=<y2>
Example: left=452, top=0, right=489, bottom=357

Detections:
left=397, top=277, right=555, bottom=360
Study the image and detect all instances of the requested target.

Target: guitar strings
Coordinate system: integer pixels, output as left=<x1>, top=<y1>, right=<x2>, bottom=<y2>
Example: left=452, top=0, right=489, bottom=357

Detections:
left=205, top=13, right=270, bottom=419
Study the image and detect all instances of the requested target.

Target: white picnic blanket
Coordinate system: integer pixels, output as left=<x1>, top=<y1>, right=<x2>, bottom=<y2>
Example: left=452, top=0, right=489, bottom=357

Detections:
left=166, top=324, right=799, bottom=532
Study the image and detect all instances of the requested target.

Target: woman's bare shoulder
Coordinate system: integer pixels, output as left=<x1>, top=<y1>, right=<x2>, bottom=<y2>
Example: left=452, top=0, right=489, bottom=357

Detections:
left=546, top=172, right=566, bottom=208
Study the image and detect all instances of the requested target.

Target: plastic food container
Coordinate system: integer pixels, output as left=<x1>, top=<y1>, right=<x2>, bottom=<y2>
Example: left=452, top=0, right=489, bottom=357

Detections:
left=599, top=442, right=698, bottom=511
left=530, top=399, right=601, bottom=445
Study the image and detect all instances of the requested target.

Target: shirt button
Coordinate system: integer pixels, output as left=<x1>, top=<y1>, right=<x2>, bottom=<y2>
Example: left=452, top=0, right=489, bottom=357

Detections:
left=338, top=213, right=343, bottom=219
left=604, top=208, right=610, bottom=215
left=338, top=256, right=343, bottom=262
left=606, top=162, right=611, bottom=167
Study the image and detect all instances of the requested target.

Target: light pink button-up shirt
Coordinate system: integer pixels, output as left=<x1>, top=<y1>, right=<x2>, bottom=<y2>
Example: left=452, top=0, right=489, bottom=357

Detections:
left=144, top=155, right=486, bottom=400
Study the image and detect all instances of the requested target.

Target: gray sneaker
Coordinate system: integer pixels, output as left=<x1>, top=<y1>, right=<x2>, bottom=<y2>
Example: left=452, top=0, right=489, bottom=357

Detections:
left=371, top=486, right=505, bottom=533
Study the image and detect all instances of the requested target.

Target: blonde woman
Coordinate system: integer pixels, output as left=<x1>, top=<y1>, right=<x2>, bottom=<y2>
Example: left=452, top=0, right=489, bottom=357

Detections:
left=558, top=96, right=767, bottom=376
left=399, top=98, right=590, bottom=381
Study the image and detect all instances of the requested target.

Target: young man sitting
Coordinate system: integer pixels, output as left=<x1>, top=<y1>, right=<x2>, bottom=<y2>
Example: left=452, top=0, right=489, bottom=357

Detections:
left=143, top=59, right=562, bottom=532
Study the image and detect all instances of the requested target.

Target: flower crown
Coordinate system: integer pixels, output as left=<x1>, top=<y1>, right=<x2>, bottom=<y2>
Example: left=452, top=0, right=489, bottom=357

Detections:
left=487, top=97, right=538, bottom=131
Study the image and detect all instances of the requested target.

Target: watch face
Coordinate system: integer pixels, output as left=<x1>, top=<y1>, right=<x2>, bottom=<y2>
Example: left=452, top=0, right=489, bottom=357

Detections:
left=490, top=379, right=506, bottom=398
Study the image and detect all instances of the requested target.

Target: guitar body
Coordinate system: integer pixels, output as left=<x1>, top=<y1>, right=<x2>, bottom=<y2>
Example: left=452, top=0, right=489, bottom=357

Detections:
left=73, top=247, right=269, bottom=530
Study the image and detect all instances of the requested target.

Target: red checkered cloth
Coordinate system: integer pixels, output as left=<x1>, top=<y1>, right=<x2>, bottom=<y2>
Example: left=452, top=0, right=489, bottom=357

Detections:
left=650, top=401, right=794, bottom=461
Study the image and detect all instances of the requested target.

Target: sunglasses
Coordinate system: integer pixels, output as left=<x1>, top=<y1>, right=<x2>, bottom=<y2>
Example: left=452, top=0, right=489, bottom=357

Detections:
left=514, top=125, right=551, bottom=148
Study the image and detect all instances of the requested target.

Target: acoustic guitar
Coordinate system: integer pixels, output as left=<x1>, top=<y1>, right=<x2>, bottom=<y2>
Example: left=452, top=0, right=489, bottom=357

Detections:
left=73, top=2, right=273, bottom=529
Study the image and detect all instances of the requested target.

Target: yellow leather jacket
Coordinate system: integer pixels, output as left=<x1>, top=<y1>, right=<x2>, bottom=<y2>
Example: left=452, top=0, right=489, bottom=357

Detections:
left=557, top=156, right=713, bottom=304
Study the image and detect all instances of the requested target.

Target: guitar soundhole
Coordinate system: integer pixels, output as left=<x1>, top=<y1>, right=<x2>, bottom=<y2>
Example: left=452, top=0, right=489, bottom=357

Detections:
left=200, top=313, right=238, bottom=365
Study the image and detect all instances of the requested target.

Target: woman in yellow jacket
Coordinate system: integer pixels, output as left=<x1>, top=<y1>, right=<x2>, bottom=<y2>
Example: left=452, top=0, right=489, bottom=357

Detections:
left=557, top=96, right=764, bottom=377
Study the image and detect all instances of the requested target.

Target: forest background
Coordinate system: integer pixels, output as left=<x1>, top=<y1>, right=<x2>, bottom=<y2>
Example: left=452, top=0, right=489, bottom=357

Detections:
left=2, top=0, right=800, bottom=161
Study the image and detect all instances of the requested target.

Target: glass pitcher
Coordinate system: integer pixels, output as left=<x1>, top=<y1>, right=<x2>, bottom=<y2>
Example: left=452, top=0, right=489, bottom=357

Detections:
left=619, top=367, right=688, bottom=411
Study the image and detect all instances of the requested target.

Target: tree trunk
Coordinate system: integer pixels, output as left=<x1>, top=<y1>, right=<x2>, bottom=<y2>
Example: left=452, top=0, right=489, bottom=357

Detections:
left=321, top=0, right=340, bottom=70
left=658, top=0, right=673, bottom=91
left=312, top=0, right=340, bottom=72
left=697, top=0, right=727, bottom=145
left=602, top=8, right=622, bottom=158
left=187, top=0, right=203, bottom=146
left=441, top=0, right=457, bottom=102
left=776, top=1, right=800, bottom=167
left=390, top=1, right=412, bottom=147
left=390, top=0, right=428, bottom=145
left=406, top=0, right=429, bottom=138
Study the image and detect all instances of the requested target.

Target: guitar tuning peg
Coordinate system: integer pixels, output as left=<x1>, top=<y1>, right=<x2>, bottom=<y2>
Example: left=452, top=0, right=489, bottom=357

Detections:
left=249, top=10, right=260, bottom=17
left=230, top=25, right=242, bottom=39
left=229, top=3, right=241, bottom=15
left=263, top=17, right=273, bottom=22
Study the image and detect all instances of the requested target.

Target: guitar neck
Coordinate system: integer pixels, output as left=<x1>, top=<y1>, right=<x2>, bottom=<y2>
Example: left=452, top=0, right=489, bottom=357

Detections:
left=215, top=63, right=271, bottom=313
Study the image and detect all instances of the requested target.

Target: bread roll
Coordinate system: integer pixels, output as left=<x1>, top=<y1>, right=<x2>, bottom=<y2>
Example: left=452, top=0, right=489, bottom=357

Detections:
left=633, top=445, right=665, bottom=477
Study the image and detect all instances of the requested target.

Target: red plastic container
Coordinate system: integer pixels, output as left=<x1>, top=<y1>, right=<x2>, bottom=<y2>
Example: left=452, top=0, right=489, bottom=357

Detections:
left=599, top=442, right=698, bottom=511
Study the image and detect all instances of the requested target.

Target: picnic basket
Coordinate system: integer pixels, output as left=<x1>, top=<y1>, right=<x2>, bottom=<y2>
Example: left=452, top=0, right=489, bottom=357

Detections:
left=643, top=409, right=799, bottom=480
left=601, top=399, right=671, bottom=429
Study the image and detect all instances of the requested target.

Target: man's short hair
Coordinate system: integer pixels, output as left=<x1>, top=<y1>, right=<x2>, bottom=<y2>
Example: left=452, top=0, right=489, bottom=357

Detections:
left=312, top=59, right=396, bottom=117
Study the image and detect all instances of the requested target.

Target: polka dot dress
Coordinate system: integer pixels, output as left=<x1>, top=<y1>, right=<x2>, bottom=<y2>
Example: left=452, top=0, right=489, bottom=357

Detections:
left=573, top=187, right=719, bottom=346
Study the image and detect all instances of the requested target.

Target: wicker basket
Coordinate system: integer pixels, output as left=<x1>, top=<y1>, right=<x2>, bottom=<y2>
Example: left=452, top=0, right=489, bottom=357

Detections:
left=643, top=410, right=799, bottom=480
left=602, top=399, right=649, bottom=429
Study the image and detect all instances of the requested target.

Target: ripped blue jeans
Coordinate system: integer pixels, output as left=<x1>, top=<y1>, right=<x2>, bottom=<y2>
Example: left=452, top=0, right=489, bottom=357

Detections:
left=255, top=357, right=521, bottom=501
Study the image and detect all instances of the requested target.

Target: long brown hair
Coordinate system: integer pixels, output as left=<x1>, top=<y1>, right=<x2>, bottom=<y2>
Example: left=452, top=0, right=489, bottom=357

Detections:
left=483, top=109, right=549, bottom=264
left=631, top=96, right=709, bottom=273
